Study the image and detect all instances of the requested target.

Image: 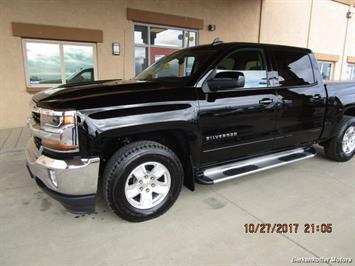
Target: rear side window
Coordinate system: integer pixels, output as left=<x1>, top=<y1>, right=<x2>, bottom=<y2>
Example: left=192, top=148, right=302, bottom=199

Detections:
left=273, top=49, right=315, bottom=86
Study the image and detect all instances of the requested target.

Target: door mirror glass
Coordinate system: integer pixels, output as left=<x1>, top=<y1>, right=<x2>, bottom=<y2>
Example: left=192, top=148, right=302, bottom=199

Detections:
left=207, top=71, right=245, bottom=91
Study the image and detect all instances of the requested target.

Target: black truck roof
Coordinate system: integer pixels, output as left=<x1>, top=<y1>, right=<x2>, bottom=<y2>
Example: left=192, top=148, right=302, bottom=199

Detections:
left=186, top=41, right=313, bottom=54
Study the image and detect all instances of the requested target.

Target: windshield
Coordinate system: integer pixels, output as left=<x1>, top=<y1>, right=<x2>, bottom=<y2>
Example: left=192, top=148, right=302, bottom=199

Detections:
left=135, top=47, right=219, bottom=84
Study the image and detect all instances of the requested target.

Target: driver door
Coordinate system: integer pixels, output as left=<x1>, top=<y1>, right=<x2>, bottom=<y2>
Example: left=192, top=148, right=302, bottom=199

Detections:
left=197, top=48, right=278, bottom=166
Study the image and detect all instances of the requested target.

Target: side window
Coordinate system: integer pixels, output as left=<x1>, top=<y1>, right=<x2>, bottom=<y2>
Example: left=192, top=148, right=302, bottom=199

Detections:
left=273, top=49, right=315, bottom=86
left=66, top=68, right=93, bottom=84
left=80, top=69, right=93, bottom=81
left=216, top=50, right=268, bottom=88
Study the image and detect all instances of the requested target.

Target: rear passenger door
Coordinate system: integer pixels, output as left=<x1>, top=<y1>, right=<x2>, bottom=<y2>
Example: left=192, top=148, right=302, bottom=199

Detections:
left=270, top=48, right=327, bottom=150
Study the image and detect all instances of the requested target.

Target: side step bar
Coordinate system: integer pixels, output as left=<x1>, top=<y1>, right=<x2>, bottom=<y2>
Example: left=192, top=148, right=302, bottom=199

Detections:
left=197, top=147, right=316, bottom=185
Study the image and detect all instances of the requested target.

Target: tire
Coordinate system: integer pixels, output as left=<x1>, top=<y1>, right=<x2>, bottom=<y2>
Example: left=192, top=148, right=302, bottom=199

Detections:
left=324, top=116, right=355, bottom=162
left=102, top=141, right=183, bottom=222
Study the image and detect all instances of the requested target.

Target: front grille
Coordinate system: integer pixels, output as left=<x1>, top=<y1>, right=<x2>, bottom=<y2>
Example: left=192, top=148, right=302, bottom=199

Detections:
left=32, top=112, right=40, bottom=124
left=34, top=136, right=42, bottom=150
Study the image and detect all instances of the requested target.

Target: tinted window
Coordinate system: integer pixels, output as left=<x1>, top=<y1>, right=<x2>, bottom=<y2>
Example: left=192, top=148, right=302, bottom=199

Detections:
left=66, top=68, right=93, bottom=84
left=273, top=49, right=315, bottom=86
left=216, top=50, right=268, bottom=88
left=81, top=70, right=93, bottom=81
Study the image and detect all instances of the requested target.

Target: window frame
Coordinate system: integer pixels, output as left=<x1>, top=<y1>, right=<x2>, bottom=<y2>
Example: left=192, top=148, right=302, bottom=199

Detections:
left=346, top=63, right=355, bottom=80
left=22, top=39, right=98, bottom=88
left=133, top=22, right=199, bottom=75
left=317, top=60, right=334, bottom=81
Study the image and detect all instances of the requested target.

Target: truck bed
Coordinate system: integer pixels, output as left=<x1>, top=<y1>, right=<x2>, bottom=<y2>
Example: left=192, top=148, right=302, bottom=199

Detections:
left=325, top=80, right=355, bottom=107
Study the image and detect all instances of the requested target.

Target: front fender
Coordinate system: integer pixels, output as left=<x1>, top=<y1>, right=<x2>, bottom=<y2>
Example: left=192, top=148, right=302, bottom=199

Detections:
left=78, top=102, right=202, bottom=166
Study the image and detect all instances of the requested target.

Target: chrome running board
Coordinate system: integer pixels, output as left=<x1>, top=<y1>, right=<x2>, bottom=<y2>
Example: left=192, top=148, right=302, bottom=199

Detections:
left=197, top=147, right=316, bottom=184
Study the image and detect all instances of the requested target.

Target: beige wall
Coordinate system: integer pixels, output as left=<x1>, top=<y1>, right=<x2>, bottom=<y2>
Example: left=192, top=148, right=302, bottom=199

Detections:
left=343, top=5, right=355, bottom=79
left=308, top=0, right=349, bottom=80
left=260, top=0, right=312, bottom=47
left=260, top=0, right=352, bottom=80
left=0, top=0, right=260, bottom=129
left=0, top=0, right=354, bottom=129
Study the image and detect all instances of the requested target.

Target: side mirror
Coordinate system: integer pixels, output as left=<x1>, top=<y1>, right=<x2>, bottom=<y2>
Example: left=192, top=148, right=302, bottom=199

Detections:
left=207, top=71, right=245, bottom=91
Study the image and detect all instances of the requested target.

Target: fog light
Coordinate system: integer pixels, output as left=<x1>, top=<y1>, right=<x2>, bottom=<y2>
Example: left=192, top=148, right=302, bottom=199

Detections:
left=49, top=170, right=58, bottom=187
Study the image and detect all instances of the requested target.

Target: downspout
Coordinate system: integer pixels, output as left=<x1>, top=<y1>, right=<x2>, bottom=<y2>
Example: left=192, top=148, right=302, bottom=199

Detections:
left=306, top=0, right=314, bottom=48
left=258, top=0, right=263, bottom=43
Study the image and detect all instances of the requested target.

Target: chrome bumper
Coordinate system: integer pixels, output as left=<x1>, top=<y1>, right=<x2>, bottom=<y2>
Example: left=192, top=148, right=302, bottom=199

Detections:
left=25, top=139, right=100, bottom=195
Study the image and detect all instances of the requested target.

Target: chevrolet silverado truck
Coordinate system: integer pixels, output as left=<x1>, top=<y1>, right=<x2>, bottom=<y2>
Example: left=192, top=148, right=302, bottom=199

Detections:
left=26, top=42, right=355, bottom=222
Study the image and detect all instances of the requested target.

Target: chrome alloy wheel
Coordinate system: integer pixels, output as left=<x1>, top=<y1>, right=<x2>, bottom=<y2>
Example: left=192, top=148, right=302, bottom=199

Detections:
left=342, top=126, right=355, bottom=155
left=124, top=162, right=171, bottom=209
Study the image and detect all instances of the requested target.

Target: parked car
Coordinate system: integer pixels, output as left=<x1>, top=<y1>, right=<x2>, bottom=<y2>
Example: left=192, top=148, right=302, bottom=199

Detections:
left=26, top=41, right=355, bottom=222
left=30, top=67, right=94, bottom=84
left=65, top=67, right=94, bottom=84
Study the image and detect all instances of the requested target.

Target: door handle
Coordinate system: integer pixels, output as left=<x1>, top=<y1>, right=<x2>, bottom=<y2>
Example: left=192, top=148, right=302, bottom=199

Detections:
left=259, top=98, right=274, bottom=105
left=311, top=94, right=322, bottom=101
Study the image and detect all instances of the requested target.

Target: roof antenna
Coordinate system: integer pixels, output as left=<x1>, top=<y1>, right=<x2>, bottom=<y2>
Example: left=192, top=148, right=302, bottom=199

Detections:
left=212, top=37, right=223, bottom=45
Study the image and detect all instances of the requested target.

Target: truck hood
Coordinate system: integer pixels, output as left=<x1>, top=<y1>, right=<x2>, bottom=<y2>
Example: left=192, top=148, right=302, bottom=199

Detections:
left=33, top=79, right=193, bottom=110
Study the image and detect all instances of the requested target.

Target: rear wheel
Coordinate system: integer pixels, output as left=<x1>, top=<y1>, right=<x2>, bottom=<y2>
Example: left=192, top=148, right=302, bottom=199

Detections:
left=324, top=116, right=355, bottom=162
left=103, top=141, right=183, bottom=222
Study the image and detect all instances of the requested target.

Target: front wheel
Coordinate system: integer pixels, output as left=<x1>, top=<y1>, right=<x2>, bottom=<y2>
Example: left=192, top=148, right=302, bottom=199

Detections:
left=324, top=116, right=355, bottom=162
left=103, top=141, right=183, bottom=222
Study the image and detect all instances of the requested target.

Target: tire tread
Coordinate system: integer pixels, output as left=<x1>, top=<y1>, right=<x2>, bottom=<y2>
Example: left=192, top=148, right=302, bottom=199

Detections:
left=102, top=140, right=182, bottom=222
left=324, top=116, right=355, bottom=162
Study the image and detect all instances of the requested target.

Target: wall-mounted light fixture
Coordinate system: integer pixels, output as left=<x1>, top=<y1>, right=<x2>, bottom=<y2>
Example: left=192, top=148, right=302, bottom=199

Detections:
left=208, top=24, right=216, bottom=31
left=112, top=42, right=120, bottom=55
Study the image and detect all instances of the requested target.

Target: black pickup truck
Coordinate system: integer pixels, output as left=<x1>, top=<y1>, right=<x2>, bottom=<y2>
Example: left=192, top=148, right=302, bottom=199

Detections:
left=26, top=42, right=355, bottom=222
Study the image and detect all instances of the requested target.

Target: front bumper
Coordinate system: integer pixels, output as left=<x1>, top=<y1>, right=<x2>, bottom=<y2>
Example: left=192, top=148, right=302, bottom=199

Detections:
left=25, top=139, right=100, bottom=213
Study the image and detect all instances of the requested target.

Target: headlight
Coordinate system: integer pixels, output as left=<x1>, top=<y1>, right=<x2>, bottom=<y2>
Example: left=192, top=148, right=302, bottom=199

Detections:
left=41, top=114, right=62, bottom=128
left=30, top=106, right=79, bottom=153
left=40, top=114, right=75, bottom=128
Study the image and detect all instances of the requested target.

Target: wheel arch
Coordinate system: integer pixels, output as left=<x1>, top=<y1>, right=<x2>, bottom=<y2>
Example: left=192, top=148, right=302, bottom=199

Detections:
left=344, top=106, right=355, bottom=117
left=95, top=125, right=200, bottom=191
left=320, top=101, right=355, bottom=142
